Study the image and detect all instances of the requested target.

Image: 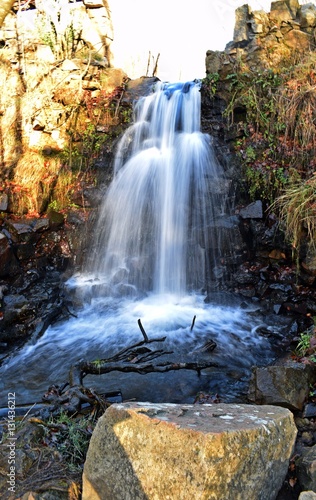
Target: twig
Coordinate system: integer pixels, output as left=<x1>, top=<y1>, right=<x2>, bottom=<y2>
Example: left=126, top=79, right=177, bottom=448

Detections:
left=146, top=51, right=151, bottom=77
left=152, top=53, right=160, bottom=77
left=21, top=402, right=38, bottom=423
left=138, top=318, right=149, bottom=342
left=190, top=315, right=196, bottom=332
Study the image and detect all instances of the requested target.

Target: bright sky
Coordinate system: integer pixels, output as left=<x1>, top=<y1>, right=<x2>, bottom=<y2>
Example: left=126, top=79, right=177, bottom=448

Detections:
left=22, top=0, right=315, bottom=82
left=110, top=0, right=274, bottom=82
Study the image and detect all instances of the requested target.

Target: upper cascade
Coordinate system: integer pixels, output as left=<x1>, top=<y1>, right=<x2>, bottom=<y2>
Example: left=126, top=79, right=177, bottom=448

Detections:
left=90, top=80, right=228, bottom=296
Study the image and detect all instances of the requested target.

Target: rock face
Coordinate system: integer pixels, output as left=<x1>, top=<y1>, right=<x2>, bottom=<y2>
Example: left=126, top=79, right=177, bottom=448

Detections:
left=82, top=402, right=297, bottom=500
left=206, top=0, right=316, bottom=98
left=297, top=445, right=316, bottom=492
left=248, top=362, right=316, bottom=411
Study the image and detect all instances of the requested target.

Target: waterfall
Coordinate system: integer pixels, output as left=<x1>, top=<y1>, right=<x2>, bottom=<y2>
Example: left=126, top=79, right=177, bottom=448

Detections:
left=0, top=80, right=281, bottom=407
left=91, top=80, right=227, bottom=297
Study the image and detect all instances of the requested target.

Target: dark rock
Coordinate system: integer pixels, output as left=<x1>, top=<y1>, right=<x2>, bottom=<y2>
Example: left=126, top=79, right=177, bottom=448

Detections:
left=303, top=403, right=316, bottom=419
left=16, top=242, right=35, bottom=260
left=296, top=445, right=316, bottom=492
left=233, top=270, right=259, bottom=285
left=0, top=232, right=20, bottom=277
left=204, top=291, right=248, bottom=307
left=47, top=210, right=65, bottom=229
left=248, top=361, right=316, bottom=411
left=239, top=200, right=263, bottom=219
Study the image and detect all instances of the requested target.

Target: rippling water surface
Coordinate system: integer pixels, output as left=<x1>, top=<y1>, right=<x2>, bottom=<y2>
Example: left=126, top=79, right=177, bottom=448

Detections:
left=0, top=81, right=288, bottom=406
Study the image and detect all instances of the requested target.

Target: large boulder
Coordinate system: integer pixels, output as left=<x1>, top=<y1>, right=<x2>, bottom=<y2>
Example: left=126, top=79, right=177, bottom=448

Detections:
left=248, top=361, right=316, bottom=411
left=82, top=401, right=297, bottom=500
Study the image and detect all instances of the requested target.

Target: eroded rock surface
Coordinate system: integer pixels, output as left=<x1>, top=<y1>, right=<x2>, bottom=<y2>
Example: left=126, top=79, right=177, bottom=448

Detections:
left=83, top=401, right=297, bottom=500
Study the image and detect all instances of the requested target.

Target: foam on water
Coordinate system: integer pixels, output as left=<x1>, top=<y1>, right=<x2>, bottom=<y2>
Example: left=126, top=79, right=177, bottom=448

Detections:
left=0, top=279, right=273, bottom=405
left=0, top=81, right=278, bottom=405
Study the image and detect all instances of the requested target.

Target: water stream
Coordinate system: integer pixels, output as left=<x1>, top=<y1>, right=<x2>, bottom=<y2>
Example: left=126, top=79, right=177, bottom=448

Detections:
left=0, top=81, right=287, bottom=406
left=90, top=80, right=227, bottom=295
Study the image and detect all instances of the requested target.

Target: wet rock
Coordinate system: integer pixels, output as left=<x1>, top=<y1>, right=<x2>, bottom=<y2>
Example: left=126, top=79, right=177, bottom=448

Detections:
left=83, top=401, right=297, bottom=500
left=0, top=266, right=64, bottom=348
left=239, top=200, right=263, bottom=219
left=301, top=431, right=314, bottom=446
left=297, top=445, right=316, bottom=492
left=237, top=286, right=256, bottom=298
left=274, top=304, right=283, bottom=314
left=283, top=301, right=308, bottom=315
left=302, top=244, right=316, bottom=276
left=2, top=294, right=28, bottom=322
left=110, top=268, right=129, bottom=285
left=5, top=218, right=49, bottom=243
left=248, top=361, right=316, bottom=411
left=233, top=269, right=259, bottom=285
left=70, top=186, right=104, bottom=208
left=204, top=291, right=249, bottom=307
left=116, top=283, right=138, bottom=298
left=123, top=77, right=159, bottom=103
left=304, top=403, right=316, bottom=419
left=16, top=241, right=35, bottom=260
left=0, top=232, right=20, bottom=277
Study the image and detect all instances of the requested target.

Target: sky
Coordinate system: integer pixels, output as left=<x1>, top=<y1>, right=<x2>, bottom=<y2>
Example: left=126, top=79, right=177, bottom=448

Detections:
left=21, top=0, right=315, bottom=82
left=110, top=0, right=274, bottom=82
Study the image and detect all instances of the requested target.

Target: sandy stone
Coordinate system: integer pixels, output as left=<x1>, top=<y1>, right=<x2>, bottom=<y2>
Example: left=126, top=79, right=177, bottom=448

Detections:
left=83, top=402, right=297, bottom=500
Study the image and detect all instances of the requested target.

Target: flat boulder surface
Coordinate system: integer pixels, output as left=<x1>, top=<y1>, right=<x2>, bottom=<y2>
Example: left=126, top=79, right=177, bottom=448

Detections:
left=83, top=401, right=297, bottom=500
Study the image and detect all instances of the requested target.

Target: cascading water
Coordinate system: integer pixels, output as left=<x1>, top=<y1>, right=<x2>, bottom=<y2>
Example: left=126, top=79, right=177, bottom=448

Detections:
left=0, top=81, right=286, bottom=406
left=90, top=80, right=227, bottom=296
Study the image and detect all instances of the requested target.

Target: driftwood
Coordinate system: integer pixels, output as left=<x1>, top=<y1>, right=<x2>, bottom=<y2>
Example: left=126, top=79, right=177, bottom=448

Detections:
left=42, top=319, right=218, bottom=414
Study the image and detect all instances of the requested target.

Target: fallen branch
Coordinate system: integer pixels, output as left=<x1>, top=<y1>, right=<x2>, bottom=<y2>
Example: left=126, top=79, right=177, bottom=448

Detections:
left=71, top=359, right=216, bottom=385
left=42, top=319, right=218, bottom=414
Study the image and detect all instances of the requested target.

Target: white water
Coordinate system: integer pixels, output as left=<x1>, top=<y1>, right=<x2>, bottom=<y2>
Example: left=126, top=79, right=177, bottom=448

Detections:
left=0, top=81, right=279, bottom=406
left=91, top=81, right=227, bottom=295
left=0, top=291, right=275, bottom=405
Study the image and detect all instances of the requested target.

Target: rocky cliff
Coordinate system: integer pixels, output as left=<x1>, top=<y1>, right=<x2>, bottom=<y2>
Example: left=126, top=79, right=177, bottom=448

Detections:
left=206, top=0, right=316, bottom=93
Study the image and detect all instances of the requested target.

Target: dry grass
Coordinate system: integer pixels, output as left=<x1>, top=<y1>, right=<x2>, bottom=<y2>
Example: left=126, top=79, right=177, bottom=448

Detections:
left=277, top=83, right=316, bottom=150
left=13, top=151, right=62, bottom=214
left=271, top=175, right=316, bottom=253
left=274, top=51, right=316, bottom=150
left=53, top=168, right=76, bottom=209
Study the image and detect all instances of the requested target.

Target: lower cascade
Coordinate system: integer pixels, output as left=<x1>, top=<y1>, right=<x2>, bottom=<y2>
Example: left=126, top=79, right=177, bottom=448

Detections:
left=0, top=81, right=289, bottom=405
